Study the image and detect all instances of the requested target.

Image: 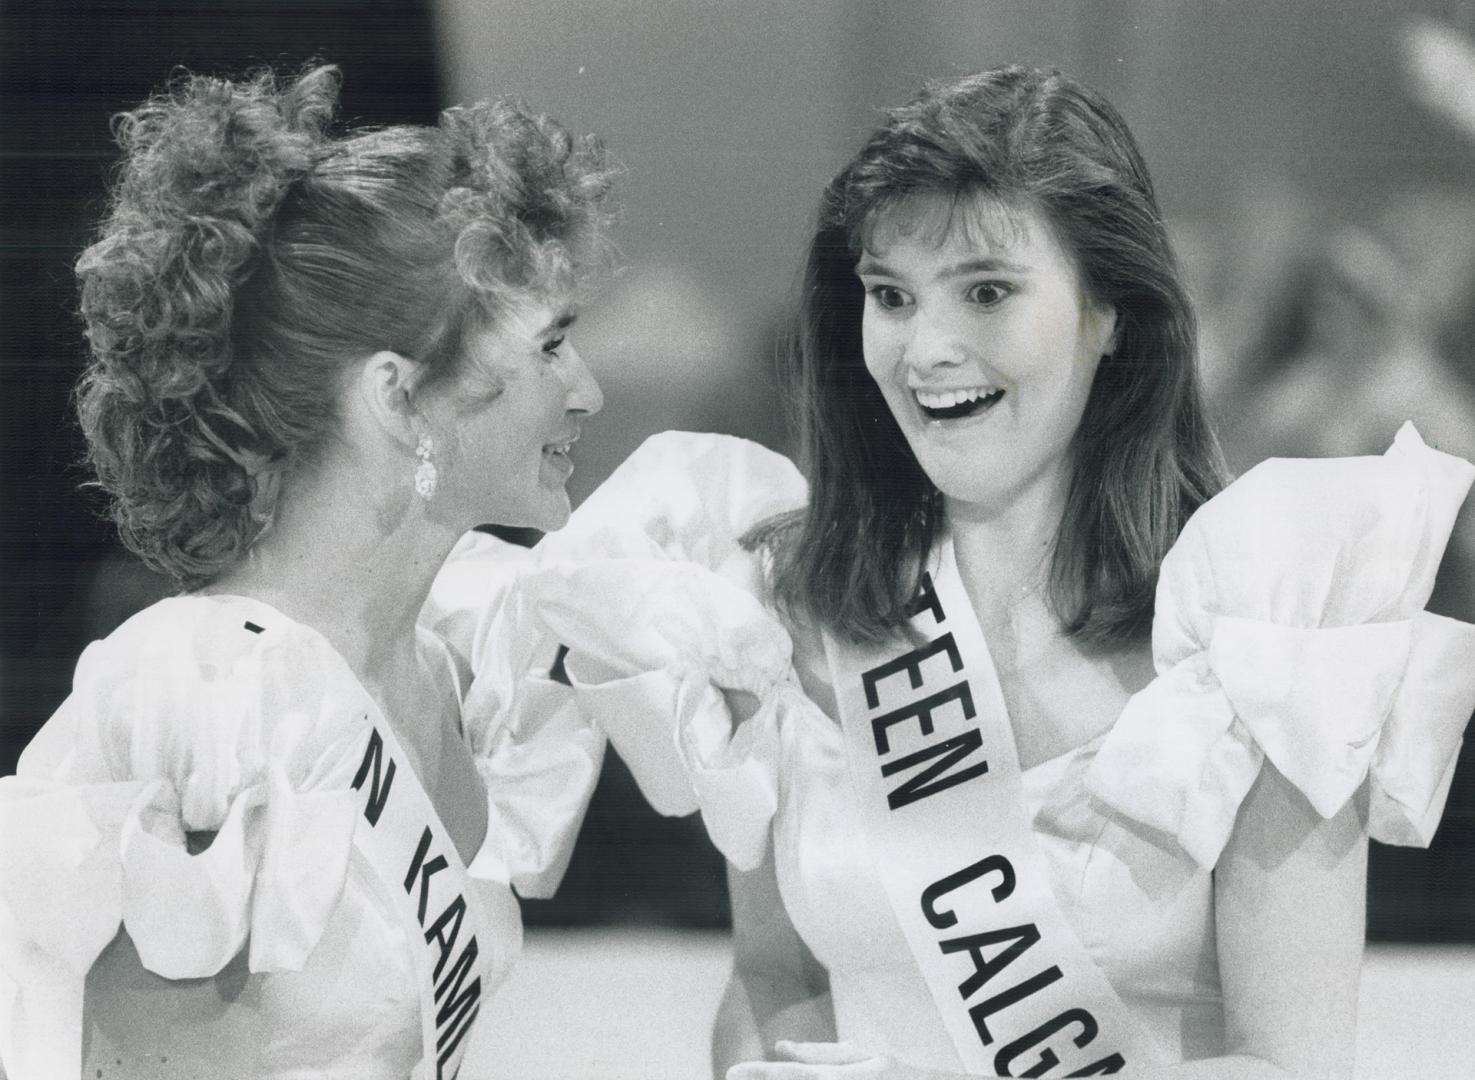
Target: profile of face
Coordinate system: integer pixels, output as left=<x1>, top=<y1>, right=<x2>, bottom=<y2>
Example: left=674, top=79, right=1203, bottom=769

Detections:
left=423, top=293, right=603, bottom=532
left=856, top=195, right=1117, bottom=515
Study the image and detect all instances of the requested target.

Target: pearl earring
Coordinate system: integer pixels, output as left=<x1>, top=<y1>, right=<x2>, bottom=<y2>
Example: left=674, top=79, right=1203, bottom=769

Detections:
left=414, top=434, right=438, bottom=499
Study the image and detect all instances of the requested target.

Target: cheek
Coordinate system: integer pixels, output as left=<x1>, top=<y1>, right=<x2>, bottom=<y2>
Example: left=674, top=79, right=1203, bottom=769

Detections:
left=861, top=321, right=897, bottom=383
left=1018, top=313, right=1096, bottom=395
left=488, top=367, right=555, bottom=446
left=1021, top=302, right=1076, bottom=354
left=536, top=360, right=572, bottom=404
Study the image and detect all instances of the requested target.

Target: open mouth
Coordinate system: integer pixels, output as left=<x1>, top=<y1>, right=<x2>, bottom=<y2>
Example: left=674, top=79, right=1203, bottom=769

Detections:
left=914, top=386, right=1005, bottom=421
left=542, top=435, right=578, bottom=475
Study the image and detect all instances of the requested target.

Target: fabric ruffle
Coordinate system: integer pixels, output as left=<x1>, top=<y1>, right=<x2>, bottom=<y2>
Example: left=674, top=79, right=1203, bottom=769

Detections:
left=425, top=530, right=607, bottom=897
left=464, top=672, right=606, bottom=898
left=515, top=431, right=810, bottom=870
left=0, top=597, right=368, bottom=1079
left=1085, top=423, right=1475, bottom=868
left=529, top=561, right=796, bottom=871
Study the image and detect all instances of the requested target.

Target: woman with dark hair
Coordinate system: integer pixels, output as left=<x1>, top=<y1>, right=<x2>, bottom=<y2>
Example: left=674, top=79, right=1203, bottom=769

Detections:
left=758, top=67, right=1220, bottom=651
left=522, top=66, right=1475, bottom=1078
left=0, top=65, right=613, bottom=1078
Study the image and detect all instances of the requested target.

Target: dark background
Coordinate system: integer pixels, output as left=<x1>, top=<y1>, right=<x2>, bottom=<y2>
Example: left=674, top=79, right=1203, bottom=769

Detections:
left=3, top=0, right=1473, bottom=940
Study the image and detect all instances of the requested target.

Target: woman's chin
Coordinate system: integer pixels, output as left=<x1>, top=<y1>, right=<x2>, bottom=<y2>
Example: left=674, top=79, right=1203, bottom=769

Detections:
left=533, top=503, right=572, bottom=533
left=513, top=493, right=573, bottom=534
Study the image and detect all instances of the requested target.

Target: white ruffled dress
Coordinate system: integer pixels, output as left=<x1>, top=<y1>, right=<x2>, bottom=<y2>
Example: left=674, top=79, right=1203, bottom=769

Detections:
left=0, top=544, right=601, bottom=1080
left=508, top=426, right=1475, bottom=1069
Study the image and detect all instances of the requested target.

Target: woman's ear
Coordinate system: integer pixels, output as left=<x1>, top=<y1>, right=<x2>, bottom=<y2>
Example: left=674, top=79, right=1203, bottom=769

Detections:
left=1089, top=302, right=1120, bottom=361
left=354, top=350, right=424, bottom=448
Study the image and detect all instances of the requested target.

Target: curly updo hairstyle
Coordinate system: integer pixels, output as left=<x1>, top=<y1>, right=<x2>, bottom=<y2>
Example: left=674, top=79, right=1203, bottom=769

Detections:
left=75, top=64, right=616, bottom=589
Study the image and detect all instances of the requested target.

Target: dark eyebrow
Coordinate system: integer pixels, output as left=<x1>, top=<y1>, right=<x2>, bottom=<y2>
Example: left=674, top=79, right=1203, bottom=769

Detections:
left=854, top=256, right=895, bottom=278
left=854, top=255, right=1030, bottom=278
left=539, top=309, right=578, bottom=337
left=943, top=257, right=1030, bottom=276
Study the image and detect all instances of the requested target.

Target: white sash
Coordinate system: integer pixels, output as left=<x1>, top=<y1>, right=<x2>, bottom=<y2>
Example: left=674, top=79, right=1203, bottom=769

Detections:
left=824, top=541, right=1167, bottom=1077
left=349, top=719, right=496, bottom=1080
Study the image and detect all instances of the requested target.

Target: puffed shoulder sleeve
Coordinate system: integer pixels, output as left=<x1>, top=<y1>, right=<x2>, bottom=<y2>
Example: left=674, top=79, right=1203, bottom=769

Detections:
left=1086, top=423, right=1475, bottom=868
left=0, top=598, right=368, bottom=1079
left=424, top=530, right=606, bottom=899
left=519, top=431, right=810, bottom=871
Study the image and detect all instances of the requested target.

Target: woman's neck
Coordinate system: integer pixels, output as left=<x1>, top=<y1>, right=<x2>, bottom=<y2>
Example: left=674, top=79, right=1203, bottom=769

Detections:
left=945, top=469, right=1068, bottom=640
left=204, top=456, right=460, bottom=678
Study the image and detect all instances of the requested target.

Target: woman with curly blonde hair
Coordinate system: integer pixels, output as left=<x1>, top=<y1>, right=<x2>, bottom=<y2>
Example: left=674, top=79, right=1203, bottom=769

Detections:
left=0, top=64, right=614, bottom=1079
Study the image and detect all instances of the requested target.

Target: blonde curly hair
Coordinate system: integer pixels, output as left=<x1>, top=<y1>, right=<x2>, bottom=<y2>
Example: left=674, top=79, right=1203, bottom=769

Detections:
left=76, top=64, right=616, bottom=588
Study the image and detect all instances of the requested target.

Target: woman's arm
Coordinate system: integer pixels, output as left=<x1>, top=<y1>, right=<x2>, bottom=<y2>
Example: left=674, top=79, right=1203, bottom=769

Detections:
left=81, top=830, right=264, bottom=1080
left=715, top=843, right=837, bottom=1077
left=83, top=927, right=263, bottom=1080
left=1209, top=759, right=1367, bottom=1080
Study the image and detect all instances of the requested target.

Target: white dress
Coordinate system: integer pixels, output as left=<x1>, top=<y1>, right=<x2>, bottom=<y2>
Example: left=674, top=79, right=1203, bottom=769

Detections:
left=0, top=541, right=601, bottom=1080
left=507, top=426, right=1475, bottom=1070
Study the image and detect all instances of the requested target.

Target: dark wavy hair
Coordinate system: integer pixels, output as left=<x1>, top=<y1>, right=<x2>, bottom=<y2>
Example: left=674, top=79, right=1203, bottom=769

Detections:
left=752, top=66, right=1226, bottom=647
left=75, top=64, right=616, bottom=589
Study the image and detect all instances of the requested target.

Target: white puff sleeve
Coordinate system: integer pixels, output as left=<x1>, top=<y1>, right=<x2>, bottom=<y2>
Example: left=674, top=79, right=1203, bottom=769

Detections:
left=516, top=431, right=811, bottom=870
left=0, top=597, right=367, bottom=1080
left=423, top=530, right=606, bottom=899
left=1085, top=423, right=1475, bottom=868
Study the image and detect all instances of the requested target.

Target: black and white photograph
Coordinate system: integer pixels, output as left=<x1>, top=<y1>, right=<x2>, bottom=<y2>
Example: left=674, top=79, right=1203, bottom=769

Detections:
left=3, top=2, right=1474, bottom=1078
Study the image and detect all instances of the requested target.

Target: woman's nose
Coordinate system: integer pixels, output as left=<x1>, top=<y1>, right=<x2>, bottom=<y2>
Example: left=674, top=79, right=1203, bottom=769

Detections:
left=564, top=344, right=604, bottom=416
left=902, top=309, right=969, bottom=372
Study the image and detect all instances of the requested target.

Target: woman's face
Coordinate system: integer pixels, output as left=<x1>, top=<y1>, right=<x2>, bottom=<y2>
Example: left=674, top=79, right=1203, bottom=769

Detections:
left=425, top=293, right=603, bottom=532
left=857, top=195, right=1116, bottom=516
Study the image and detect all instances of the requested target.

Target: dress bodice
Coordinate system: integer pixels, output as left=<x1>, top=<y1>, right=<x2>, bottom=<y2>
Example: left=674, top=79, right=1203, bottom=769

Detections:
left=766, top=690, right=1223, bottom=1069
left=0, top=545, right=602, bottom=1080
left=513, top=427, right=1475, bottom=1073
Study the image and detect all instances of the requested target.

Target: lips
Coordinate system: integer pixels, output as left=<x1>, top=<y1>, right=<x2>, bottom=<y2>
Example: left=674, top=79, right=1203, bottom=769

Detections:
left=912, top=385, right=1004, bottom=421
left=541, top=431, right=579, bottom=481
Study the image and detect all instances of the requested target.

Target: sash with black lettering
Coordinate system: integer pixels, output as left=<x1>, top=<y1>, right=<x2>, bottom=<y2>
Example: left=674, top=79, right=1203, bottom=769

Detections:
left=823, top=540, right=1167, bottom=1077
left=349, top=719, right=493, bottom=1080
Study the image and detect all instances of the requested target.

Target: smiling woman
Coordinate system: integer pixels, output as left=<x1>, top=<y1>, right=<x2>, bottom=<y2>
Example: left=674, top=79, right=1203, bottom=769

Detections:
left=429, top=302, right=603, bottom=534
left=854, top=198, right=1119, bottom=524
left=761, top=71, right=1220, bottom=653
left=0, top=63, right=616, bottom=1080
left=489, top=65, right=1475, bottom=1080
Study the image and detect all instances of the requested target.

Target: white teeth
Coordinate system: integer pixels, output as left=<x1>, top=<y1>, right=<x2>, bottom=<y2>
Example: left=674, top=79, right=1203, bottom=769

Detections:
left=913, top=386, right=996, bottom=409
left=545, top=441, right=573, bottom=455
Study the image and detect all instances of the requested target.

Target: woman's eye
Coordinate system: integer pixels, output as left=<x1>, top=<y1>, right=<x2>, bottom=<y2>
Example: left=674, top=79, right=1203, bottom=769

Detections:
left=542, top=335, right=566, bottom=356
left=966, top=281, right=1012, bottom=306
left=867, top=285, right=908, bottom=310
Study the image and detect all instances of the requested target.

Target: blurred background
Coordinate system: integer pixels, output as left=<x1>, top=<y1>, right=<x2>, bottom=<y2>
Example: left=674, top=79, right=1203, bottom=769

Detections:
left=4, top=1, right=1475, bottom=1076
